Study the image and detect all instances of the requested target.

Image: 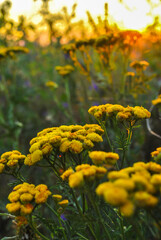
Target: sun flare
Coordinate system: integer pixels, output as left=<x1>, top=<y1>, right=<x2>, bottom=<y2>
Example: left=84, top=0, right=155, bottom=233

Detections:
left=0, top=0, right=160, bottom=31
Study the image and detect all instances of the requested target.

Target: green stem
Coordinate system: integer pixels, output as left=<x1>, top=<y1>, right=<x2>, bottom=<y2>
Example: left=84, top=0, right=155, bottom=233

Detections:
left=58, top=214, right=68, bottom=240
left=119, top=215, right=126, bottom=240
left=101, top=122, right=114, bottom=152
left=87, top=190, right=112, bottom=240
left=29, top=215, right=50, bottom=240
left=70, top=189, right=98, bottom=240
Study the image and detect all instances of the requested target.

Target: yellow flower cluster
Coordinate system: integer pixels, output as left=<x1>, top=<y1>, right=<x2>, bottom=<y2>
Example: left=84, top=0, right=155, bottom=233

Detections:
left=88, top=103, right=151, bottom=123
left=0, top=46, right=29, bottom=60
left=130, top=60, right=149, bottom=71
left=55, top=65, right=74, bottom=76
left=151, top=147, right=161, bottom=161
left=53, top=194, right=69, bottom=208
left=61, top=164, right=107, bottom=188
left=96, top=161, right=161, bottom=217
left=6, top=183, right=51, bottom=215
left=89, top=151, right=119, bottom=165
left=152, top=94, right=161, bottom=106
left=25, top=124, right=104, bottom=166
left=0, top=150, right=26, bottom=173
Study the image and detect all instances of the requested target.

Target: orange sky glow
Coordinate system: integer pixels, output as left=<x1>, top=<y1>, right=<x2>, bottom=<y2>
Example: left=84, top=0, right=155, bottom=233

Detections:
left=1, top=0, right=161, bottom=31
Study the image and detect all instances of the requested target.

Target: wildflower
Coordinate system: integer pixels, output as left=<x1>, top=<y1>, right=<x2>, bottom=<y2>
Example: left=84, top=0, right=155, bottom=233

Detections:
left=53, top=194, right=62, bottom=202
left=89, top=151, right=119, bottom=165
left=59, top=140, right=71, bottom=152
left=96, top=182, right=114, bottom=196
left=41, top=143, right=53, bottom=155
left=114, top=179, right=135, bottom=191
left=70, top=140, right=83, bottom=153
left=45, top=81, right=58, bottom=88
left=108, top=171, right=129, bottom=180
left=20, top=193, right=33, bottom=203
left=68, top=171, right=84, bottom=188
left=6, top=202, right=21, bottom=214
left=8, top=192, right=20, bottom=202
left=103, top=187, right=128, bottom=206
left=152, top=95, right=161, bottom=106
left=134, top=191, right=158, bottom=207
left=20, top=203, right=34, bottom=215
left=58, top=199, right=69, bottom=208
left=0, top=150, right=26, bottom=172
left=61, top=168, right=74, bottom=181
left=86, top=133, right=103, bottom=142
left=31, top=150, right=43, bottom=164
left=120, top=201, right=135, bottom=217
left=35, top=190, right=51, bottom=204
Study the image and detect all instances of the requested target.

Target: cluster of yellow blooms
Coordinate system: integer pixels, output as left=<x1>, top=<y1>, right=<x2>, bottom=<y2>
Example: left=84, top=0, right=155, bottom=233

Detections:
left=24, top=124, right=104, bottom=166
left=61, top=164, right=107, bottom=188
left=130, top=60, right=149, bottom=71
left=152, top=94, right=161, bottom=106
left=55, top=65, right=74, bottom=76
left=151, top=147, right=161, bottom=161
left=88, top=103, right=151, bottom=123
left=96, top=161, right=161, bottom=217
left=53, top=194, right=69, bottom=209
left=6, top=183, right=51, bottom=215
left=0, top=150, right=26, bottom=173
left=0, top=46, right=29, bottom=60
left=89, top=151, right=119, bottom=166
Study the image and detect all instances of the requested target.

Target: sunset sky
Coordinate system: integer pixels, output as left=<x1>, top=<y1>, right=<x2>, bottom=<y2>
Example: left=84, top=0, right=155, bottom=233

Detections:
left=1, top=0, right=161, bottom=31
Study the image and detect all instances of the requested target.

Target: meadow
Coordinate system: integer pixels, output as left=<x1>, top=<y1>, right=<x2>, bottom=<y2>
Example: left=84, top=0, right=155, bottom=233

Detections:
left=1, top=0, right=161, bottom=239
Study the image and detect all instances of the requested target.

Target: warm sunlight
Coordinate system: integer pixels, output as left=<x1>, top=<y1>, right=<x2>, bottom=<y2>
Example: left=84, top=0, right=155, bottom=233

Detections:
left=1, top=0, right=160, bottom=31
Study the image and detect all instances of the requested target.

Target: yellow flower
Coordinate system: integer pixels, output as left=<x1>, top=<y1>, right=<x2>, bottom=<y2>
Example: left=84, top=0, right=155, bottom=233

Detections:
left=114, top=179, right=135, bottom=191
left=75, top=164, right=90, bottom=172
left=0, top=163, right=4, bottom=173
left=152, top=95, right=161, bottom=106
left=20, top=193, right=34, bottom=202
left=58, top=199, right=69, bottom=208
left=52, top=194, right=62, bottom=202
left=31, top=150, right=43, bottom=164
left=95, top=166, right=107, bottom=178
left=24, top=154, right=32, bottom=166
left=70, top=140, right=83, bottom=153
left=29, top=142, right=40, bottom=153
left=96, top=182, right=114, bottom=196
left=35, top=184, right=48, bottom=192
left=146, top=162, right=161, bottom=173
left=89, top=151, right=119, bottom=165
left=134, top=191, right=158, bottom=207
left=83, top=139, right=94, bottom=149
left=45, top=81, right=58, bottom=88
left=59, top=140, right=71, bottom=152
left=68, top=172, right=84, bottom=188
left=108, top=171, right=129, bottom=180
left=7, top=159, right=18, bottom=167
left=86, top=133, right=103, bottom=142
left=82, top=167, right=96, bottom=181
left=6, top=202, right=21, bottom=214
left=35, top=190, right=51, bottom=204
left=20, top=203, right=34, bottom=215
left=103, top=186, right=128, bottom=206
left=151, top=174, right=161, bottom=185
left=61, top=168, right=74, bottom=181
left=8, top=191, right=20, bottom=202
left=120, top=201, right=135, bottom=217
left=41, top=143, right=53, bottom=155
